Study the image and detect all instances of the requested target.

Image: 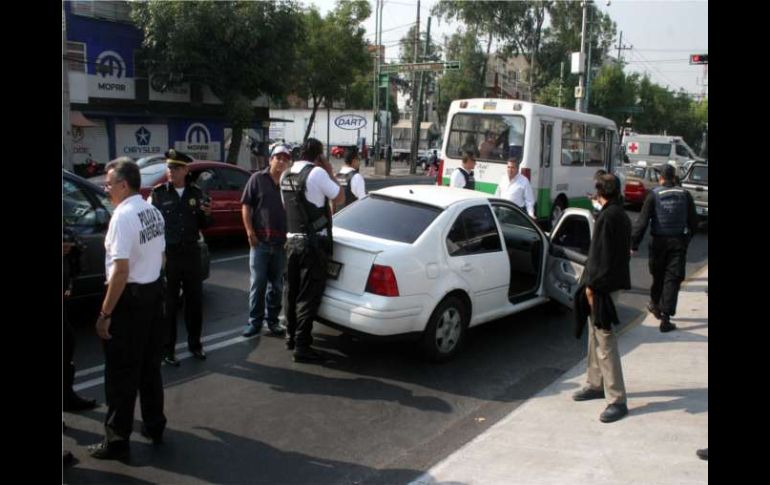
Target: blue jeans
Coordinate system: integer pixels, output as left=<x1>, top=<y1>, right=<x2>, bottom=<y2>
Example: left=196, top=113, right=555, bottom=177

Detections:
left=248, top=243, right=286, bottom=330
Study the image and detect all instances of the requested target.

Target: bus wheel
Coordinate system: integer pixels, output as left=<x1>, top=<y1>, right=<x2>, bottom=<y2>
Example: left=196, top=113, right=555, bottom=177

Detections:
left=550, top=198, right=567, bottom=230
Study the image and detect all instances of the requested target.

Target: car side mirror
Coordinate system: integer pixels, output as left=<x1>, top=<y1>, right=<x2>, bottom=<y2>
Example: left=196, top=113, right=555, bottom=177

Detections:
left=95, top=207, right=109, bottom=226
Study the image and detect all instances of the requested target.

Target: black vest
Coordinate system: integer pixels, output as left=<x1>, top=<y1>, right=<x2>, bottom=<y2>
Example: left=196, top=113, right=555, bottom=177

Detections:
left=651, top=185, right=688, bottom=236
left=460, top=169, right=476, bottom=190
left=334, top=169, right=358, bottom=213
left=151, top=182, right=207, bottom=245
left=281, top=164, right=332, bottom=237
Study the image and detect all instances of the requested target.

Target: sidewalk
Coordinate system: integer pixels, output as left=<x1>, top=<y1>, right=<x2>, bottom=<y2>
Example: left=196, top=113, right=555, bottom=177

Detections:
left=412, top=266, right=708, bottom=485
left=329, top=157, right=427, bottom=180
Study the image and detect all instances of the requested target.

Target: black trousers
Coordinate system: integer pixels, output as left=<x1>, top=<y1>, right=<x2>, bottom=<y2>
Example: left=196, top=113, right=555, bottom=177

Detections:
left=284, top=238, right=329, bottom=350
left=103, top=279, right=166, bottom=442
left=649, top=236, right=688, bottom=317
left=63, top=304, right=76, bottom=399
left=164, top=244, right=203, bottom=355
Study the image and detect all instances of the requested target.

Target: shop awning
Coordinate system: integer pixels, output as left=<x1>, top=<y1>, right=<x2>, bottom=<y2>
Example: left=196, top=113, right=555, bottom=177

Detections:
left=70, top=111, right=97, bottom=127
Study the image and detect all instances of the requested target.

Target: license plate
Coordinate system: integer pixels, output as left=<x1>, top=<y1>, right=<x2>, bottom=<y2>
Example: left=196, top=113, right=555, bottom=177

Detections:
left=327, top=261, right=342, bottom=280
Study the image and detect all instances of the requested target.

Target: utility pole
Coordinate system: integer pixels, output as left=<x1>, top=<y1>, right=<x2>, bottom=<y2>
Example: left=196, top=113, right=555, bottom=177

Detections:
left=411, top=16, right=431, bottom=174
left=372, top=0, right=380, bottom=167
left=62, top=4, right=73, bottom=170
left=585, top=7, right=594, bottom=113
left=558, top=61, right=564, bottom=108
left=615, top=31, right=632, bottom=63
left=575, top=0, right=588, bottom=112
left=409, top=0, right=421, bottom=173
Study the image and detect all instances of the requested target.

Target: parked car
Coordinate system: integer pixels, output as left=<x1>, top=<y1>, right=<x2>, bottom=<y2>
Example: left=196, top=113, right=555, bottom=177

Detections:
left=623, top=162, right=663, bottom=206
left=63, top=170, right=210, bottom=301
left=136, top=154, right=166, bottom=168
left=138, top=161, right=252, bottom=240
left=681, top=161, right=708, bottom=220
left=317, top=185, right=596, bottom=361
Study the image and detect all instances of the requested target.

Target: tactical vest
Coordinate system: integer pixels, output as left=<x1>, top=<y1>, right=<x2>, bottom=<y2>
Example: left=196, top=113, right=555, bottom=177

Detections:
left=651, top=185, right=688, bottom=237
left=461, top=169, right=476, bottom=190
left=334, top=169, right=358, bottom=213
left=281, top=164, right=332, bottom=238
left=151, top=183, right=205, bottom=245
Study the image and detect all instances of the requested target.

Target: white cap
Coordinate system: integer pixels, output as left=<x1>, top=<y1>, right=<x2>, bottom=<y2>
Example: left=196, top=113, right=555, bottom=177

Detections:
left=271, top=144, right=292, bottom=158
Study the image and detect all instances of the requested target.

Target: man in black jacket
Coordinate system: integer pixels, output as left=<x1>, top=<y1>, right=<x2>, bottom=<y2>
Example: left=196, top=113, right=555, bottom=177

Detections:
left=572, top=174, right=632, bottom=423
left=631, top=164, right=698, bottom=332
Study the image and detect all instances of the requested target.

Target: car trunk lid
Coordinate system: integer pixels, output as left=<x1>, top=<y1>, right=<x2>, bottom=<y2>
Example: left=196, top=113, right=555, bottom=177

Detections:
left=326, top=231, right=390, bottom=296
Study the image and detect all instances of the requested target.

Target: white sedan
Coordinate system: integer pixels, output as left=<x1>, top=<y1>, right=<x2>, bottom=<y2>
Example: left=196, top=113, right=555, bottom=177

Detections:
left=318, top=185, right=596, bottom=361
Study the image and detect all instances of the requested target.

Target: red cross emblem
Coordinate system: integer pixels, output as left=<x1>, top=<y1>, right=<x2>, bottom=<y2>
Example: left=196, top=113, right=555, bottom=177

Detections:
left=627, top=142, right=639, bottom=154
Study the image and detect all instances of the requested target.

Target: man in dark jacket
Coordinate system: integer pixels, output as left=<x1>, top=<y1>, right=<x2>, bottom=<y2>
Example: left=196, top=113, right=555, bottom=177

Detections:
left=631, top=164, right=698, bottom=332
left=572, top=174, right=632, bottom=424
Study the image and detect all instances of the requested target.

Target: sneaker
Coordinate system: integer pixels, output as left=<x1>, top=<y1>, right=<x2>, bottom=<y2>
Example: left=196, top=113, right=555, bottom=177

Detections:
left=647, top=302, right=662, bottom=320
left=696, top=448, right=708, bottom=461
left=572, top=387, right=605, bottom=401
left=87, top=440, right=130, bottom=460
left=163, top=355, right=181, bottom=367
left=190, top=348, right=207, bottom=360
left=292, top=347, right=326, bottom=364
left=599, top=403, right=628, bottom=423
left=242, top=324, right=261, bottom=338
left=659, top=320, right=677, bottom=333
left=267, top=324, right=286, bottom=337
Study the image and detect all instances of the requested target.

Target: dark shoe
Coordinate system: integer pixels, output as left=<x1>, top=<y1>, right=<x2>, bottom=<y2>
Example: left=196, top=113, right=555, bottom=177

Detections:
left=599, top=403, right=628, bottom=423
left=87, top=440, right=130, bottom=460
left=572, top=387, right=605, bottom=401
left=696, top=448, right=708, bottom=460
left=647, top=302, right=662, bottom=319
left=660, top=319, right=677, bottom=333
left=140, top=425, right=164, bottom=445
left=242, top=324, right=261, bottom=338
left=163, top=355, right=181, bottom=367
left=190, top=348, right=207, bottom=360
left=64, top=394, right=98, bottom=412
left=63, top=450, right=74, bottom=467
left=293, top=347, right=326, bottom=363
left=285, top=339, right=295, bottom=351
left=267, top=324, right=286, bottom=337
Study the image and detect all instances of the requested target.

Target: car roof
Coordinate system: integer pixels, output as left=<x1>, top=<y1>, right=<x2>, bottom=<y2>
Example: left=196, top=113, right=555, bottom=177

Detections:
left=372, top=185, right=494, bottom=209
left=63, top=169, right=107, bottom=195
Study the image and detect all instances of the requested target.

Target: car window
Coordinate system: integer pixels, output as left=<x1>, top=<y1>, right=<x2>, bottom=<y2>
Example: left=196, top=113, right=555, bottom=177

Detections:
left=630, top=167, right=646, bottom=178
left=446, top=205, right=502, bottom=257
left=688, top=165, right=708, bottom=184
left=195, top=168, right=225, bottom=192
left=551, top=215, right=591, bottom=256
left=492, top=204, right=535, bottom=230
left=63, top=178, right=98, bottom=226
left=675, top=144, right=689, bottom=157
left=333, top=194, right=442, bottom=243
left=218, top=167, right=251, bottom=191
left=650, top=143, right=671, bottom=157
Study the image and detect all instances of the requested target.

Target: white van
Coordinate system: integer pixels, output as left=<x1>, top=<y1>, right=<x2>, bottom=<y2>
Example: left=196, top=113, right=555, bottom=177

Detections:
left=623, top=134, right=704, bottom=171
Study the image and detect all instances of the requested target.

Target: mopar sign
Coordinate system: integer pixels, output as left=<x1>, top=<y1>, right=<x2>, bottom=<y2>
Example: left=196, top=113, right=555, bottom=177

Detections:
left=175, top=122, right=221, bottom=160
left=334, top=114, right=367, bottom=130
left=89, top=50, right=135, bottom=99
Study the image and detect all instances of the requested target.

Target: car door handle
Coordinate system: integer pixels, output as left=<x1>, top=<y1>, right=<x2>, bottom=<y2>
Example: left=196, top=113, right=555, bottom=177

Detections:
left=460, top=263, right=472, bottom=272
left=561, top=261, right=575, bottom=275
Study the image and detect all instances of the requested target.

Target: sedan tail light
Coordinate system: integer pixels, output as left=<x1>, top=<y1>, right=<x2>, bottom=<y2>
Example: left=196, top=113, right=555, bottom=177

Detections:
left=626, top=181, right=643, bottom=189
left=365, top=265, right=400, bottom=297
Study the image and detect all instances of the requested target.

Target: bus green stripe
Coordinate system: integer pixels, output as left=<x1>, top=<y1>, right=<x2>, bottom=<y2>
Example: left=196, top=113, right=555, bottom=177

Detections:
left=568, top=196, right=592, bottom=209
left=536, top=188, right=551, bottom=218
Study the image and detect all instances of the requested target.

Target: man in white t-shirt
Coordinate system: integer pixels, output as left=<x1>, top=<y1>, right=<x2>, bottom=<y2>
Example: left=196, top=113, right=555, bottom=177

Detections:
left=450, top=152, right=476, bottom=190
left=87, top=158, right=167, bottom=460
left=280, top=138, right=344, bottom=363
left=495, top=158, right=535, bottom=218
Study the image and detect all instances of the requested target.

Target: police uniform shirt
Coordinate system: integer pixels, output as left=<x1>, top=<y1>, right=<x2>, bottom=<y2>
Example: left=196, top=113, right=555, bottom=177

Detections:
left=495, top=173, right=535, bottom=217
left=281, top=161, right=340, bottom=236
left=338, top=165, right=366, bottom=200
left=450, top=167, right=472, bottom=188
left=104, top=194, right=165, bottom=284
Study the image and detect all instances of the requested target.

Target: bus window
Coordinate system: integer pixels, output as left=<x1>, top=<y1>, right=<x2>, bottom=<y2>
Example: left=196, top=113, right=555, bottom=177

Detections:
left=447, top=113, right=526, bottom=162
left=585, top=126, right=606, bottom=166
left=562, top=121, right=585, bottom=166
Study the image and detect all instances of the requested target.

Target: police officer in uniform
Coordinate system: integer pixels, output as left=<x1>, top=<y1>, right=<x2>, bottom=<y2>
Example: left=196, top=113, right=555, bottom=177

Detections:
left=281, top=138, right=344, bottom=363
left=631, top=164, right=698, bottom=332
left=333, top=146, right=366, bottom=213
left=449, top=152, right=476, bottom=190
left=150, top=149, right=212, bottom=364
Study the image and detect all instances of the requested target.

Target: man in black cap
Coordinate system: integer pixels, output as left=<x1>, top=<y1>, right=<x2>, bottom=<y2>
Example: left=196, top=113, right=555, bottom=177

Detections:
left=631, top=164, right=698, bottom=332
left=149, top=149, right=212, bottom=364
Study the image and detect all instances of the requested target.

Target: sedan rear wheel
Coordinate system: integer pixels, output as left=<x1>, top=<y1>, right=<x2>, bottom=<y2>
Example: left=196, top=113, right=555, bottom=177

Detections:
left=422, top=296, right=468, bottom=362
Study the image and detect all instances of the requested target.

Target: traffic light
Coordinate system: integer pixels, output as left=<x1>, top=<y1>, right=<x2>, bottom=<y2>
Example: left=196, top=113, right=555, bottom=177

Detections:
left=690, top=54, right=708, bottom=65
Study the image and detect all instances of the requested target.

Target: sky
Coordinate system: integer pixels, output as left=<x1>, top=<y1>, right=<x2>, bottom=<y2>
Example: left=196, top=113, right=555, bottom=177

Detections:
left=308, top=0, right=708, bottom=96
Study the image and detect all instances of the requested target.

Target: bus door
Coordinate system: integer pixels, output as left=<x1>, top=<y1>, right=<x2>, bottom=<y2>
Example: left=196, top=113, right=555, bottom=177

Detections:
left=538, top=121, right=554, bottom=219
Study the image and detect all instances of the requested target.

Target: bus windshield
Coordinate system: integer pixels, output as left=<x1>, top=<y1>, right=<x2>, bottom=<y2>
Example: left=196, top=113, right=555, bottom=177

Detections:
left=446, top=113, right=526, bottom=162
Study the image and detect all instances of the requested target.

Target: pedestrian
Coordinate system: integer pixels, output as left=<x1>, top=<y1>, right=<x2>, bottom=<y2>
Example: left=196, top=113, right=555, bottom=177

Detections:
left=494, top=158, right=535, bottom=218
left=280, top=138, right=344, bottom=363
left=334, top=146, right=366, bottom=213
left=449, top=152, right=476, bottom=190
left=240, top=144, right=291, bottom=339
left=87, top=158, right=166, bottom=459
left=149, top=149, right=212, bottom=365
left=63, top=226, right=98, bottom=412
left=362, top=143, right=369, bottom=167
left=573, top=174, right=632, bottom=423
left=631, top=164, right=698, bottom=332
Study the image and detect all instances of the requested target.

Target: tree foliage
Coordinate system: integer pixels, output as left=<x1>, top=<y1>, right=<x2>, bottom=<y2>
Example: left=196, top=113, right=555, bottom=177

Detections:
left=436, top=30, right=486, bottom=124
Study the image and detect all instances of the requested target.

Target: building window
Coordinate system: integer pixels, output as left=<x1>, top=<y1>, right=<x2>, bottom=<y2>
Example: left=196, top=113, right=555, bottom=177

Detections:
left=66, top=42, right=86, bottom=73
left=71, top=1, right=133, bottom=23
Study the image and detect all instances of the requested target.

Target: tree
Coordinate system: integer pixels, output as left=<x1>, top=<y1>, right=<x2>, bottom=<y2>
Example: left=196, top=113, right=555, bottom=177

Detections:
left=293, top=0, right=372, bottom=142
left=589, top=64, right=639, bottom=127
left=436, top=31, right=486, bottom=124
left=132, top=1, right=303, bottom=164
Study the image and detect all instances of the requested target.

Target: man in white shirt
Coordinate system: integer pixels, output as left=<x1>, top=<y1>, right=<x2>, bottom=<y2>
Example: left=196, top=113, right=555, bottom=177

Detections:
left=334, top=146, right=366, bottom=212
left=88, top=158, right=167, bottom=459
left=495, top=158, right=535, bottom=218
left=449, top=152, right=476, bottom=190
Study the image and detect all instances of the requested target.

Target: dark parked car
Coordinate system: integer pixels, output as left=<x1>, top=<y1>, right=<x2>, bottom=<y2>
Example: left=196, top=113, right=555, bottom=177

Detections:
left=63, top=170, right=210, bottom=301
left=138, top=161, right=253, bottom=240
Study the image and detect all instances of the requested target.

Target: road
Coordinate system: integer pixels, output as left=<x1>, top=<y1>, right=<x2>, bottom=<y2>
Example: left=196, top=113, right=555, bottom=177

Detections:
left=63, top=183, right=707, bottom=484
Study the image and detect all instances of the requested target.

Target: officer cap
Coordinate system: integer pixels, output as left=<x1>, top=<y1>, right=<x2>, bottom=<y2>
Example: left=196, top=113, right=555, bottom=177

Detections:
left=165, top=149, right=193, bottom=167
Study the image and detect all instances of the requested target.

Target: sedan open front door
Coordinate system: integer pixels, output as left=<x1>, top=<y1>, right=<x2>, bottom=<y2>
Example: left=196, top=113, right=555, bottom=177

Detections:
left=544, top=208, right=595, bottom=308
